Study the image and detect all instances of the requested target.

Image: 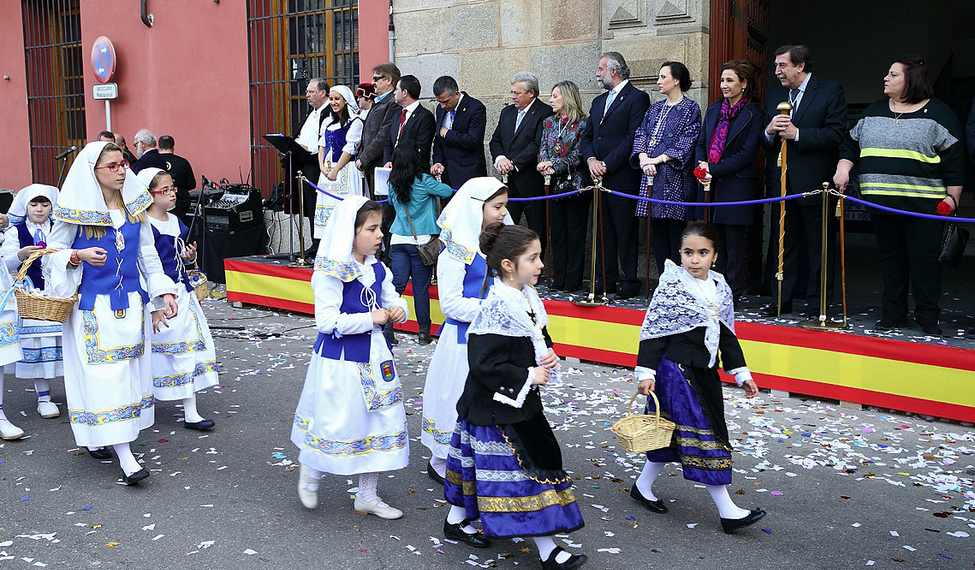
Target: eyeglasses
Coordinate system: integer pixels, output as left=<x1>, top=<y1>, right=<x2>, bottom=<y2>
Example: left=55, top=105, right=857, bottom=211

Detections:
left=150, top=186, right=177, bottom=196
left=94, top=162, right=127, bottom=173
left=372, top=75, right=386, bottom=82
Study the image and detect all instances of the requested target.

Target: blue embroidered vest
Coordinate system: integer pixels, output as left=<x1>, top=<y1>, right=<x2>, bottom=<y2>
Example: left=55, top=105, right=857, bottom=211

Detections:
left=442, top=254, right=490, bottom=344
left=321, top=125, right=349, bottom=163
left=73, top=219, right=148, bottom=311
left=15, top=221, right=45, bottom=289
left=151, top=219, right=193, bottom=292
left=313, top=262, right=389, bottom=362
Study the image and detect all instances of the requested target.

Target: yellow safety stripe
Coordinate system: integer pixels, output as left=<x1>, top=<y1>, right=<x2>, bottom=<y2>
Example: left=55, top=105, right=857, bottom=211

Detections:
left=860, top=182, right=946, bottom=197
left=859, top=148, right=941, bottom=164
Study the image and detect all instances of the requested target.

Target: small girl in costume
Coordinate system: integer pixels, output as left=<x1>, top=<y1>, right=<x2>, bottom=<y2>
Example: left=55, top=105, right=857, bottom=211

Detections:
left=1, top=185, right=62, bottom=422
left=45, top=141, right=178, bottom=485
left=631, top=221, right=765, bottom=533
left=420, top=177, right=509, bottom=482
left=139, top=168, right=219, bottom=430
left=443, top=223, right=587, bottom=570
left=292, top=196, right=410, bottom=519
left=0, top=209, right=24, bottom=440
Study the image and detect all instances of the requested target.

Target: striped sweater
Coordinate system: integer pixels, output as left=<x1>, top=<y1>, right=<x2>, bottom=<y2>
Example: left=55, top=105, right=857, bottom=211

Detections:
left=839, top=97, right=965, bottom=213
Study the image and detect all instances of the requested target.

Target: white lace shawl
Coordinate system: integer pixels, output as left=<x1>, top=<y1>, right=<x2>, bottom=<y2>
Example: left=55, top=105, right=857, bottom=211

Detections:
left=639, top=259, right=735, bottom=369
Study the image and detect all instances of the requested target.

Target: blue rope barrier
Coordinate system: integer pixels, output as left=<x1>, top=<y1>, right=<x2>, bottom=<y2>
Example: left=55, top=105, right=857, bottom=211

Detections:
left=508, top=188, right=589, bottom=202
left=602, top=189, right=811, bottom=207
left=839, top=194, right=975, bottom=224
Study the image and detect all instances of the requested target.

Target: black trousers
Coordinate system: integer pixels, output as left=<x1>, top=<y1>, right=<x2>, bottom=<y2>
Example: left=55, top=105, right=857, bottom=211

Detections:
left=765, top=197, right=835, bottom=311
left=548, top=187, right=590, bottom=290
left=650, top=218, right=686, bottom=277
left=871, top=214, right=942, bottom=326
left=507, top=185, right=547, bottom=254
left=596, top=192, right=640, bottom=293
left=715, top=223, right=747, bottom=299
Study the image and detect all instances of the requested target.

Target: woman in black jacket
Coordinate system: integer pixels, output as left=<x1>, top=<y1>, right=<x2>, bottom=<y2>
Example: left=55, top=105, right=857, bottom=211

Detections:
left=442, top=223, right=587, bottom=570
left=694, top=60, right=764, bottom=300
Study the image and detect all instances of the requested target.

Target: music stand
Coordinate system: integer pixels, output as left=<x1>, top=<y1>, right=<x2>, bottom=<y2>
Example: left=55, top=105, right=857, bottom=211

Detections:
left=264, top=134, right=311, bottom=263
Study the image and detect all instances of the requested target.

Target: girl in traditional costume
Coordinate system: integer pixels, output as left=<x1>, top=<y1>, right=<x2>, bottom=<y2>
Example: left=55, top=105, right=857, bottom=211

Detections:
left=419, top=177, right=509, bottom=482
left=139, top=168, right=219, bottom=430
left=632, top=221, right=765, bottom=532
left=2, top=185, right=62, bottom=422
left=314, top=85, right=364, bottom=238
left=44, top=142, right=178, bottom=485
left=443, top=223, right=587, bottom=570
left=0, top=210, right=24, bottom=440
left=292, top=196, right=410, bottom=519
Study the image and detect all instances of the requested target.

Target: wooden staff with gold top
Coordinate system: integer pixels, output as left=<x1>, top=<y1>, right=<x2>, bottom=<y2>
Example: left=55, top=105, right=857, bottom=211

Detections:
left=775, top=101, right=792, bottom=317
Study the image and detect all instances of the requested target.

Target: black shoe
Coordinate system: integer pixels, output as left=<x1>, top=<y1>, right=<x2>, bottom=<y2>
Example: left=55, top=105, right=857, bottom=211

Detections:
left=615, top=289, right=638, bottom=301
left=122, top=468, right=150, bottom=486
left=184, top=419, right=215, bottom=431
left=918, top=322, right=943, bottom=337
left=629, top=484, right=668, bottom=513
left=443, top=518, right=490, bottom=548
left=875, top=317, right=909, bottom=331
left=540, top=547, right=588, bottom=570
left=966, top=326, right=975, bottom=340
left=87, top=447, right=113, bottom=460
left=418, top=331, right=432, bottom=345
left=720, top=508, right=766, bottom=533
left=384, top=321, right=398, bottom=345
left=760, top=303, right=792, bottom=318
left=427, top=461, right=445, bottom=485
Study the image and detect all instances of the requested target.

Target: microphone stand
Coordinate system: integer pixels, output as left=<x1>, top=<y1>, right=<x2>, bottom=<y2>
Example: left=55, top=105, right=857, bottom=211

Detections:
left=187, top=176, right=211, bottom=277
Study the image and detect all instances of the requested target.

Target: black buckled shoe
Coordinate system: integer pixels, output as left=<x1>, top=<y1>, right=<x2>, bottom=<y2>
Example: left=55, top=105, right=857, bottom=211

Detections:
left=87, top=447, right=113, bottom=460
left=427, top=461, right=445, bottom=485
left=443, top=518, right=490, bottom=548
left=720, top=508, right=766, bottom=533
left=121, top=468, right=150, bottom=486
left=629, top=484, right=668, bottom=513
left=540, top=547, right=588, bottom=570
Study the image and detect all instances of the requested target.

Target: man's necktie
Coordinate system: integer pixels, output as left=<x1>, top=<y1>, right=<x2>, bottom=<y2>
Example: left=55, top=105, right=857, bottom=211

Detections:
left=788, top=88, right=800, bottom=115
left=446, top=110, right=455, bottom=130
left=604, top=88, right=617, bottom=114
left=397, top=108, right=408, bottom=140
left=514, top=108, right=526, bottom=133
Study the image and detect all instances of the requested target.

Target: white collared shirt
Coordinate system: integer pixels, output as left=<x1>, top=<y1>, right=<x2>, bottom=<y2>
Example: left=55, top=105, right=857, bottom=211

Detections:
left=765, top=73, right=812, bottom=143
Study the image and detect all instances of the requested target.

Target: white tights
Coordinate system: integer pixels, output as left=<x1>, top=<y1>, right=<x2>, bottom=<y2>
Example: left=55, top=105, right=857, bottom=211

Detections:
left=637, top=460, right=750, bottom=519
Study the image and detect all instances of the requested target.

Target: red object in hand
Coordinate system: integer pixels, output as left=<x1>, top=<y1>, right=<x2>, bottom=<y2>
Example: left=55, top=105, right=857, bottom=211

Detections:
left=936, top=201, right=952, bottom=216
left=693, top=165, right=708, bottom=180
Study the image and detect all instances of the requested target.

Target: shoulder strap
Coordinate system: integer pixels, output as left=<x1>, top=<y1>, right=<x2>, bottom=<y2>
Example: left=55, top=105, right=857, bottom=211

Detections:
left=403, top=205, right=419, bottom=239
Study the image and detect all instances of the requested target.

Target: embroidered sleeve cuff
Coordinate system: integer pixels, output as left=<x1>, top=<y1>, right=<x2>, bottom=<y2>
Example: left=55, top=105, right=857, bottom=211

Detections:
left=727, top=367, right=752, bottom=387
left=493, top=368, right=534, bottom=408
left=634, top=366, right=656, bottom=382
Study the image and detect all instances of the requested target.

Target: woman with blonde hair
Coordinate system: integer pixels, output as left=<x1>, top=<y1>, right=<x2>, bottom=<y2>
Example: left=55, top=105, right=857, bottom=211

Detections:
left=45, top=141, right=178, bottom=485
left=537, top=80, right=589, bottom=292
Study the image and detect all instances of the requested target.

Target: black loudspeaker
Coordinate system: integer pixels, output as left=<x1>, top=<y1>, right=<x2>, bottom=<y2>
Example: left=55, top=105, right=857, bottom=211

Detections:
left=201, top=223, right=266, bottom=283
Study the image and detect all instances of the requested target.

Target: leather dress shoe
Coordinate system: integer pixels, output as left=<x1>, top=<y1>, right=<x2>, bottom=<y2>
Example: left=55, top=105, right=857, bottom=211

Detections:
left=615, top=289, right=639, bottom=301
left=875, top=317, right=909, bottom=331
left=629, top=485, right=667, bottom=513
left=427, top=461, right=445, bottom=485
left=443, top=518, right=490, bottom=548
left=122, top=468, right=150, bottom=486
left=418, top=331, right=432, bottom=345
left=760, top=303, right=791, bottom=318
left=720, top=508, right=766, bottom=533
left=918, top=321, right=943, bottom=337
left=87, top=447, right=113, bottom=460
left=540, top=547, right=588, bottom=570
left=184, top=419, right=215, bottom=431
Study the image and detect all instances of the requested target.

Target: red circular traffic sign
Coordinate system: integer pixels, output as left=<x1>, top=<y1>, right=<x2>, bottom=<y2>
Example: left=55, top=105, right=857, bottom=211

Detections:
left=91, top=36, right=116, bottom=84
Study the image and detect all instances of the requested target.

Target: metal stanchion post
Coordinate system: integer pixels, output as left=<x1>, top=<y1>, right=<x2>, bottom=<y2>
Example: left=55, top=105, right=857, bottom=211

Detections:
left=575, top=183, right=607, bottom=307
left=801, top=183, right=847, bottom=330
left=290, top=172, right=312, bottom=268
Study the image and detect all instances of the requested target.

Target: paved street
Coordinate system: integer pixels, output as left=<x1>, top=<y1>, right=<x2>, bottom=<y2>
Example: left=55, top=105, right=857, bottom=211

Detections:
left=1, top=298, right=973, bottom=569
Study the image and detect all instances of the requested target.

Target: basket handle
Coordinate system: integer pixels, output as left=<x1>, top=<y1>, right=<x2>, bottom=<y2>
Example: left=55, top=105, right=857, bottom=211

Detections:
left=16, top=248, right=59, bottom=284
left=626, top=390, right=663, bottom=427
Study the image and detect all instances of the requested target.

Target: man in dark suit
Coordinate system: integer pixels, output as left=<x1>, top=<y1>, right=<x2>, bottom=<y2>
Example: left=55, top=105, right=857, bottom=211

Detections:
left=132, top=129, right=166, bottom=174
left=383, top=75, right=435, bottom=171
left=580, top=52, right=650, bottom=299
left=761, top=45, right=847, bottom=317
left=357, top=63, right=400, bottom=198
left=489, top=71, right=553, bottom=251
left=431, top=75, right=487, bottom=190
left=157, top=135, right=196, bottom=226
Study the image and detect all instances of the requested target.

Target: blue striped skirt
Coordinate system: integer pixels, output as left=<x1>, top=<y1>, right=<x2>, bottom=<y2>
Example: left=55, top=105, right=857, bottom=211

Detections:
left=443, top=420, right=585, bottom=538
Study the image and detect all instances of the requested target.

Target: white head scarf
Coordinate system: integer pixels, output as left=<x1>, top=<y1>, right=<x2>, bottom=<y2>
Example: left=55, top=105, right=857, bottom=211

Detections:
left=436, top=177, right=509, bottom=264
left=136, top=167, right=175, bottom=211
left=329, top=85, right=360, bottom=117
left=54, top=141, right=151, bottom=226
left=313, top=195, right=372, bottom=282
left=9, top=184, right=58, bottom=226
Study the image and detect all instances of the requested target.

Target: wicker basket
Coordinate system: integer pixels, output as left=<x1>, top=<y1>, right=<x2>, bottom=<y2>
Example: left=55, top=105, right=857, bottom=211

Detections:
left=186, top=269, right=208, bottom=301
left=13, top=248, right=77, bottom=323
left=611, top=391, right=676, bottom=454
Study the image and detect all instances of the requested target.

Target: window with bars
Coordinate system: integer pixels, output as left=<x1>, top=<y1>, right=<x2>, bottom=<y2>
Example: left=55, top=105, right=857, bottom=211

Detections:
left=21, top=0, right=86, bottom=185
left=248, top=0, right=359, bottom=198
